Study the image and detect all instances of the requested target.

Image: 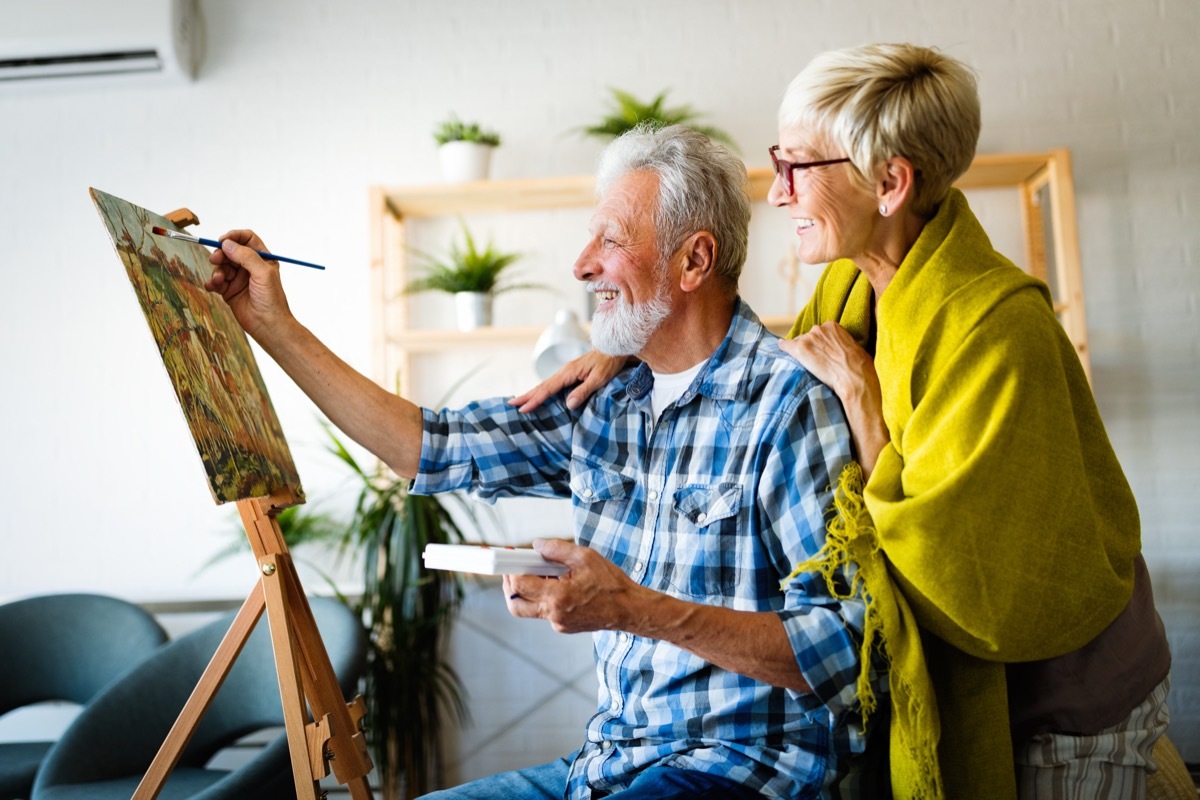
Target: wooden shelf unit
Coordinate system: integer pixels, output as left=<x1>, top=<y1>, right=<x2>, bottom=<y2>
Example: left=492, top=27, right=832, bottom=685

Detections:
left=370, top=149, right=1089, bottom=396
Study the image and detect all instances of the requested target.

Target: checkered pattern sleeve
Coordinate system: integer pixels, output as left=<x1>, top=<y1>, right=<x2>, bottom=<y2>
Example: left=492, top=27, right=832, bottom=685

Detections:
left=410, top=393, right=576, bottom=501
left=761, top=376, right=873, bottom=721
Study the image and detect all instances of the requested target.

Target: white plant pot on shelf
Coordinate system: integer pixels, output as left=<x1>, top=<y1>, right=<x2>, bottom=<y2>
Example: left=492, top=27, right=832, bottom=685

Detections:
left=438, top=142, right=494, bottom=183
left=454, top=292, right=493, bottom=331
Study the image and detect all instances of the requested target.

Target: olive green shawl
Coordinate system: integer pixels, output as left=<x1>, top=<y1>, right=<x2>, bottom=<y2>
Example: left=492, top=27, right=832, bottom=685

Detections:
left=787, top=189, right=1140, bottom=798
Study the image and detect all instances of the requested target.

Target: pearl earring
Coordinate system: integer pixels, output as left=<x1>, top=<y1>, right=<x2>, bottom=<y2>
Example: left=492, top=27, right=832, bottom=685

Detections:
left=879, top=205, right=888, bottom=216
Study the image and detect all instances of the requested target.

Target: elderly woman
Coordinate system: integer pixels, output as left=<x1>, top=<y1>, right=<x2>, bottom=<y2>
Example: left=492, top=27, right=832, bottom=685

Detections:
left=517, top=44, right=1171, bottom=800
left=765, top=43, right=1171, bottom=800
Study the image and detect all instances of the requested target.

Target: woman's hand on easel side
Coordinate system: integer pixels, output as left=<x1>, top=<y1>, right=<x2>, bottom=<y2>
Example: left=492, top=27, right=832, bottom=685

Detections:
left=205, top=229, right=294, bottom=344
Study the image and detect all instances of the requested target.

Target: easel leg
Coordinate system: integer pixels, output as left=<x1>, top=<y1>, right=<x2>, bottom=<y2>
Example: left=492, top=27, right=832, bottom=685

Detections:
left=137, top=495, right=375, bottom=799
left=132, top=586, right=267, bottom=800
left=277, top=557, right=375, bottom=799
left=261, top=557, right=322, bottom=800
left=242, top=494, right=374, bottom=798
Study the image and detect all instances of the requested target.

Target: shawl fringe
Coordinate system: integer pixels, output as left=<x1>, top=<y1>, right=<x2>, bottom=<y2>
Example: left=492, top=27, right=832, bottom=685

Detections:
left=783, top=462, right=945, bottom=800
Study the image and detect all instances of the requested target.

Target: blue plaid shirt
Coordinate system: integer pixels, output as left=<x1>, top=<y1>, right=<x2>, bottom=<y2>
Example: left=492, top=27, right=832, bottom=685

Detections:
left=413, top=300, right=877, bottom=798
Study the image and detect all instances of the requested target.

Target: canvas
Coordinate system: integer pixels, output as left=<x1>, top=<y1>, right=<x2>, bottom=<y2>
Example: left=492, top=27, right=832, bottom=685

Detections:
left=90, top=187, right=302, bottom=504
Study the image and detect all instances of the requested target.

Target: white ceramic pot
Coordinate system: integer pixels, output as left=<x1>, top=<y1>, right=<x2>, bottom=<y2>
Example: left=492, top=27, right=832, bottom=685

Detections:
left=438, top=141, right=494, bottom=183
left=454, top=292, right=493, bottom=331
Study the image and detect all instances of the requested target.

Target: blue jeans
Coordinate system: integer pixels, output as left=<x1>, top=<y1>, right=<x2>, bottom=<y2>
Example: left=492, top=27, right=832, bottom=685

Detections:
left=418, top=753, right=766, bottom=800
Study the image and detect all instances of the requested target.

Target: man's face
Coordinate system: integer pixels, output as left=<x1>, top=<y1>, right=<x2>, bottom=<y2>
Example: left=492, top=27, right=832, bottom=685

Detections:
left=574, top=170, right=672, bottom=356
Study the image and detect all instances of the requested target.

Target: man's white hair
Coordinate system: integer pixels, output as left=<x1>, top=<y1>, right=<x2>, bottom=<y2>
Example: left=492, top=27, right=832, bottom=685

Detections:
left=596, top=124, right=751, bottom=291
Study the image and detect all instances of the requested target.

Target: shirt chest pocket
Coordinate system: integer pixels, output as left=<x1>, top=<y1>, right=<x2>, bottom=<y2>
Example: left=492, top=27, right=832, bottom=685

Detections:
left=569, top=463, right=634, bottom=556
left=665, top=483, right=743, bottom=600
left=570, top=464, right=630, bottom=503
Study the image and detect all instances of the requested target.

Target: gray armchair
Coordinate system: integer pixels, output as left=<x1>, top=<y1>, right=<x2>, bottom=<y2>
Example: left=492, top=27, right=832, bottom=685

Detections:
left=31, top=595, right=367, bottom=800
left=0, top=593, right=168, bottom=798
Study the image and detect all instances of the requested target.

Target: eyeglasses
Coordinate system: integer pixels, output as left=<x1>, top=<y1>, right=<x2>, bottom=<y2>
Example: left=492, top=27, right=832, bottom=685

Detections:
left=768, top=145, right=851, bottom=196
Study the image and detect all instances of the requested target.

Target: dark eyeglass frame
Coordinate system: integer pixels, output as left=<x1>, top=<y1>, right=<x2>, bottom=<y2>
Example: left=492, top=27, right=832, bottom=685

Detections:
left=769, top=145, right=852, bottom=195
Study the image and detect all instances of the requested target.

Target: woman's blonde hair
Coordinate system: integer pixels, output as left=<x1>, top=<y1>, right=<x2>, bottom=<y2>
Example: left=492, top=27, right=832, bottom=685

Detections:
left=779, top=43, right=980, bottom=216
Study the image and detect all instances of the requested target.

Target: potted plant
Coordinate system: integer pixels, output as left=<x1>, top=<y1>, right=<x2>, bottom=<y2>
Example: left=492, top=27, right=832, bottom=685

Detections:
left=433, top=114, right=502, bottom=183
left=404, top=220, right=540, bottom=331
left=323, top=429, right=478, bottom=799
left=576, top=87, right=738, bottom=151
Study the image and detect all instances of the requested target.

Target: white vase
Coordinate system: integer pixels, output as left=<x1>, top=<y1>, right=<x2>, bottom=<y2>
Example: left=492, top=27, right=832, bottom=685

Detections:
left=454, top=292, right=493, bottom=331
left=438, top=141, right=494, bottom=183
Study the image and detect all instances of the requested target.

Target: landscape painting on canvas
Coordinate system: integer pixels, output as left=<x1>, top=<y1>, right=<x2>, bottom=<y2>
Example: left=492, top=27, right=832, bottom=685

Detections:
left=90, top=187, right=302, bottom=504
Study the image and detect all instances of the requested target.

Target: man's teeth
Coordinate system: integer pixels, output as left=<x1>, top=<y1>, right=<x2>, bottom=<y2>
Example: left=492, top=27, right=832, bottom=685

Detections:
left=596, top=290, right=619, bottom=301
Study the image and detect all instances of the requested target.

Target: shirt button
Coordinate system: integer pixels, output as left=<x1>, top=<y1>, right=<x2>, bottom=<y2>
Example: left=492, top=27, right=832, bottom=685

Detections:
left=582, top=488, right=593, bottom=498
left=696, top=512, right=707, bottom=523
left=647, top=490, right=659, bottom=501
left=634, top=561, right=644, bottom=572
left=617, top=632, right=628, bottom=644
left=601, top=740, right=612, bottom=750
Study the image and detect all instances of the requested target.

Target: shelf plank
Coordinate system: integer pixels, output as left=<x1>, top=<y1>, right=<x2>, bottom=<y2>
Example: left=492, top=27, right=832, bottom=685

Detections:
left=381, top=153, right=1056, bottom=221
left=384, top=175, right=596, bottom=219
left=388, top=325, right=550, bottom=352
left=950, top=154, right=1050, bottom=189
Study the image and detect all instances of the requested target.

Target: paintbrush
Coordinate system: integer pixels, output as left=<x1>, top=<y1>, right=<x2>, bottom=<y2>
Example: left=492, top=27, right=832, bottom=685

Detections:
left=149, top=226, right=326, bottom=271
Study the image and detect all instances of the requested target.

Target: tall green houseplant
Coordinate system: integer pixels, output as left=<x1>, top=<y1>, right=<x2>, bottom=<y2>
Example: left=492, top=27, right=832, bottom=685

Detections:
left=324, top=428, right=475, bottom=798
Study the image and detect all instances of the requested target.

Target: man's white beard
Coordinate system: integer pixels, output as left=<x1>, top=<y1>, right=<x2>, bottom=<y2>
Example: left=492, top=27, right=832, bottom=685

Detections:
left=590, top=274, right=672, bottom=357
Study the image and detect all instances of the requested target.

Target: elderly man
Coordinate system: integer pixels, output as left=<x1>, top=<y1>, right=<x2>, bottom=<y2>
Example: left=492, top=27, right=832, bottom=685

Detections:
left=206, top=125, right=881, bottom=799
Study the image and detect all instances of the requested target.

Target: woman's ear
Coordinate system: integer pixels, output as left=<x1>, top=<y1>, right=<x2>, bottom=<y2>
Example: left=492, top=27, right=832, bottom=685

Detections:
left=877, top=156, right=917, bottom=217
left=678, top=231, right=717, bottom=292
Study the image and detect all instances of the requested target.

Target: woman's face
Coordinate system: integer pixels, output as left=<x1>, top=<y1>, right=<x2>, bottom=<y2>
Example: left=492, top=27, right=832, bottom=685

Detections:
left=767, top=127, right=880, bottom=266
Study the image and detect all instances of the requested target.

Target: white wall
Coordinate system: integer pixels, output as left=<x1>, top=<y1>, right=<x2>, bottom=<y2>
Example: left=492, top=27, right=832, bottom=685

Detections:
left=1, top=0, right=1197, bottom=772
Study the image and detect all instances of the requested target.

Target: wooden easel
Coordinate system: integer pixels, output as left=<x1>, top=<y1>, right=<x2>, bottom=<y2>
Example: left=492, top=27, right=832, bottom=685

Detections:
left=132, top=209, right=375, bottom=800
left=132, top=490, right=375, bottom=800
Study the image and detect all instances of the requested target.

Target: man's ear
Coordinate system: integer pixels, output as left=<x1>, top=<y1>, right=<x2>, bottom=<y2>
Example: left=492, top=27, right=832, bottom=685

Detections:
left=877, top=156, right=917, bottom=217
left=678, top=231, right=717, bottom=293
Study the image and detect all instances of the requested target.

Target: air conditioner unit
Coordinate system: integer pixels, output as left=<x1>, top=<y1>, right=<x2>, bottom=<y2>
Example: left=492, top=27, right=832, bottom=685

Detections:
left=0, top=0, right=204, bottom=84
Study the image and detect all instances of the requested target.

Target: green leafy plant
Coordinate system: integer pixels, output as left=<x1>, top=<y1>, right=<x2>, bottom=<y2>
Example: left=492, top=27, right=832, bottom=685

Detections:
left=322, top=427, right=476, bottom=798
left=576, top=87, right=738, bottom=151
left=404, top=220, right=541, bottom=296
left=433, top=114, right=501, bottom=147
